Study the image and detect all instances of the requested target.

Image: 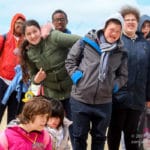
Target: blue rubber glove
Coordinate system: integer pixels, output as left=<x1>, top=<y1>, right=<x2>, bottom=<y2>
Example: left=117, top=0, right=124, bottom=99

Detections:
left=113, top=84, right=119, bottom=93
left=71, top=70, right=83, bottom=85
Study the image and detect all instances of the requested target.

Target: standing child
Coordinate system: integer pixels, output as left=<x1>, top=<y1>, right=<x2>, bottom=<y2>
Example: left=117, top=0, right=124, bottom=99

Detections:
left=0, top=96, right=52, bottom=150
left=20, top=19, right=80, bottom=100
left=46, top=99, right=72, bottom=150
left=65, top=13, right=128, bottom=150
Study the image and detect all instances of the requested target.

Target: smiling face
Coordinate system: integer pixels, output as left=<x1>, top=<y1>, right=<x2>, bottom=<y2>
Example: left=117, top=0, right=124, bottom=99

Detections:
left=52, top=13, right=68, bottom=32
left=25, top=25, right=41, bottom=45
left=142, top=21, right=150, bottom=38
left=104, top=21, right=122, bottom=43
left=123, top=13, right=138, bottom=37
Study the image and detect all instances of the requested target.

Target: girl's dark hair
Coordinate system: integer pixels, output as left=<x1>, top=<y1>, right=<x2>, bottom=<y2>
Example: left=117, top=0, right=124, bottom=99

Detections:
left=50, top=99, right=65, bottom=128
left=18, top=96, right=52, bottom=124
left=20, top=19, right=41, bottom=83
left=20, top=40, right=30, bottom=83
left=22, top=19, right=41, bottom=35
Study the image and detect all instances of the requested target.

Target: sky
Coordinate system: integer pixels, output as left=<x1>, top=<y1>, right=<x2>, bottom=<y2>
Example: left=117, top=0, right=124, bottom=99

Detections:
left=0, top=0, right=150, bottom=35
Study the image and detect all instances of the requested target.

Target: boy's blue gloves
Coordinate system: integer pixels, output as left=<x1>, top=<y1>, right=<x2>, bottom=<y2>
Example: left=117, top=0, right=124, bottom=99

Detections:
left=113, top=84, right=119, bottom=93
left=71, top=70, right=83, bottom=85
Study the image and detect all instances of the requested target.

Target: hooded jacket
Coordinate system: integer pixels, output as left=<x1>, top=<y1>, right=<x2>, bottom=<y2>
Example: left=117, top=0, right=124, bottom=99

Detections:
left=65, top=13, right=128, bottom=104
left=0, top=13, right=26, bottom=80
left=0, top=125, right=52, bottom=150
left=138, top=14, right=150, bottom=33
left=46, top=117, right=72, bottom=150
left=138, top=14, right=150, bottom=41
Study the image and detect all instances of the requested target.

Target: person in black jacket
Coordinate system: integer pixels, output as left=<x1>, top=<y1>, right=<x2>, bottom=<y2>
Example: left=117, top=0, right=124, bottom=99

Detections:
left=107, top=5, right=150, bottom=150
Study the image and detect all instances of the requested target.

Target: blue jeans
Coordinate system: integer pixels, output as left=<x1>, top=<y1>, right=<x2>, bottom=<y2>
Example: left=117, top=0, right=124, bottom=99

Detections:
left=70, top=97, right=112, bottom=150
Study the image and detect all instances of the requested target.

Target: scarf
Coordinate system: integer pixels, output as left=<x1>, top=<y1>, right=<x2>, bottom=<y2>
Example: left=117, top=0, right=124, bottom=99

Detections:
left=98, top=34, right=117, bottom=82
left=47, top=126, right=64, bottom=148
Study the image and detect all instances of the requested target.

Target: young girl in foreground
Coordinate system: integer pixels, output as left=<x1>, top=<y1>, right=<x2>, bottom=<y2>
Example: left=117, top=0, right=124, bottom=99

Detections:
left=46, top=99, right=72, bottom=150
left=0, top=96, right=52, bottom=150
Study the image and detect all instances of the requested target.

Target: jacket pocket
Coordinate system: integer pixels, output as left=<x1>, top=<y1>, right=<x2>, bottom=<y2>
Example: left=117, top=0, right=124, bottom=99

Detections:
left=113, top=86, right=128, bottom=104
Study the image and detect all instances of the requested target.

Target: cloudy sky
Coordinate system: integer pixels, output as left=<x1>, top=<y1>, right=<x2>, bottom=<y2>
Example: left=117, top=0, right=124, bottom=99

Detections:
left=0, top=0, right=150, bottom=35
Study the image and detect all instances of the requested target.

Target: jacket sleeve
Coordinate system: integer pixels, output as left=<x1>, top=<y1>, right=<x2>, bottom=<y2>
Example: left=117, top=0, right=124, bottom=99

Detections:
left=113, top=51, right=128, bottom=90
left=44, top=130, right=52, bottom=150
left=0, top=131, right=8, bottom=150
left=146, top=43, right=150, bottom=101
left=65, top=39, right=84, bottom=76
left=1, top=65, right=22, bottom=105
left=0, top=35, right=5, bottom=52
left=50, top=30, right=81, bottom=48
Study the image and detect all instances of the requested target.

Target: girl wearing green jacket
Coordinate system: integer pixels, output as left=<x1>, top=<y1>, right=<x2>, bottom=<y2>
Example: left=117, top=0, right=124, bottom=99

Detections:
left=20, top=19, right=80, bottom=100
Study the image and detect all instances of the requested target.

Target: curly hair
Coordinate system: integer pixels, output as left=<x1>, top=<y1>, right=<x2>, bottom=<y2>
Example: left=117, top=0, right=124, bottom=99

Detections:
left=120, top=5, right=140, bottom=22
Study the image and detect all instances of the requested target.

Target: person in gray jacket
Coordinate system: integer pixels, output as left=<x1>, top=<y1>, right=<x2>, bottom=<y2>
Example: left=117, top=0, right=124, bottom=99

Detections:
left=65, top=13, right=128, bottom=150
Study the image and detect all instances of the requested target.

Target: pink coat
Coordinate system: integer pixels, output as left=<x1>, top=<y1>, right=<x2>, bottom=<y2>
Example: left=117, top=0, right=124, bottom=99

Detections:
left=0, top=126, right=52, bottom=150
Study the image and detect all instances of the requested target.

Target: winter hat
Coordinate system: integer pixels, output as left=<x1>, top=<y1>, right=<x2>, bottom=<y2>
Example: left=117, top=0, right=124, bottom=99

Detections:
left=104, top=12, right=124, bottom=28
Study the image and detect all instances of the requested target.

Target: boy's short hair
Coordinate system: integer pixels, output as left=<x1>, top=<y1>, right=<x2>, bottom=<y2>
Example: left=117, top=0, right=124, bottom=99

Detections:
left=51, top=9, right=68, bottom=23
left=18, top=96, right=51, bottom=124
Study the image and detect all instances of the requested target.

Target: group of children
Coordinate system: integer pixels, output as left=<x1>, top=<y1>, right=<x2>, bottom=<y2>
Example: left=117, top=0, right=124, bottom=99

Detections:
left=0, top=5, right=150, bottom=150
left=0, top=96, right=72, bottom=150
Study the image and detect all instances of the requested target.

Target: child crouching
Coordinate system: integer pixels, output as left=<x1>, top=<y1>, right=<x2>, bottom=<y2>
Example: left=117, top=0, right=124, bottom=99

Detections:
left=46, top=99, right=72, bottom=150
left=0, top=96, right=52, bottom=150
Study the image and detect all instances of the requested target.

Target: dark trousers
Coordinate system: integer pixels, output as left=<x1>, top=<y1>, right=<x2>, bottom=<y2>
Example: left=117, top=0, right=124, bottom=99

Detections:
left=107, top=108, right=142, bottom=150
left=70, top=97, right=112, bottom=150
left=0, top=78, right=19, bottom=123
left=61, top=98, right=74, bottom=147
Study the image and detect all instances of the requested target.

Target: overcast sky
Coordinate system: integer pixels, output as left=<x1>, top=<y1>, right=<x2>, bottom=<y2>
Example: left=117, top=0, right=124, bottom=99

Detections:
left=0, top=0, right=150, bottom=35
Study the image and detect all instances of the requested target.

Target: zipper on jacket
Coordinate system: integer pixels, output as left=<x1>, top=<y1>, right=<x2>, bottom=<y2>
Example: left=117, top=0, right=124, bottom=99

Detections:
left=93, top=79, right=100, bottom=104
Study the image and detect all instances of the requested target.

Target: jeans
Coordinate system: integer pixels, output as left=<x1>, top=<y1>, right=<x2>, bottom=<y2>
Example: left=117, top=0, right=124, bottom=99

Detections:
left=70, top=97, right=112, bottom=150
left=0, top=78, right=19, bottom=123
left=107, top=108, right=142, bottom=150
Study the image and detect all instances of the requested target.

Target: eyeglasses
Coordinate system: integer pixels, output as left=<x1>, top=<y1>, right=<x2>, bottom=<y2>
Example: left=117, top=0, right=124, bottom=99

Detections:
left=124, top=19, right=137, bottom=22
left=53, top=18, right=65, bottom=22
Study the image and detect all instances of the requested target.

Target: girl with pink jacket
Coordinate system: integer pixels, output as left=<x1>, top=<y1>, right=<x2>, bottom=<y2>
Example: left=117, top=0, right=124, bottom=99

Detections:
left=0, top=96, right=52, bottom=150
